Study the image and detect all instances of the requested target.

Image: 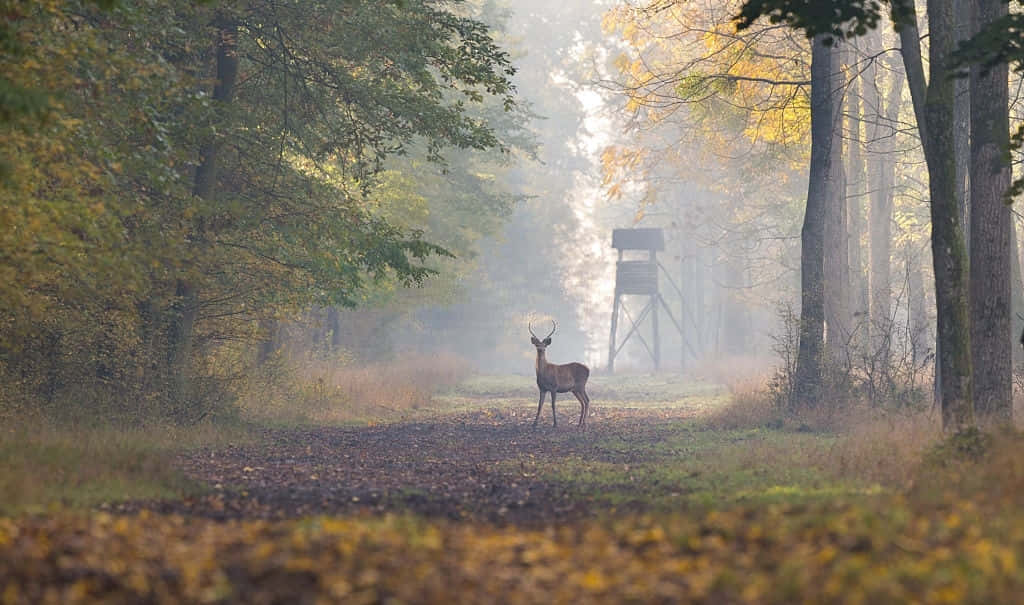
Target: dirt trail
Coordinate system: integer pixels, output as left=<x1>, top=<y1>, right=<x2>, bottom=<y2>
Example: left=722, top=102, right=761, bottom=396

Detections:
left=125, top=406, right=697, bottom=525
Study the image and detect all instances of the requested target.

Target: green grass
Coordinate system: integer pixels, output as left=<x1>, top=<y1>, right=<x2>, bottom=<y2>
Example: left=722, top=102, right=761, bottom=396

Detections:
left=428, top=372, right=730, bottom=421
left=0, top=373, right=909, bottom=518
left=448, top=374, right=890, bottom=511
left=238, top=368, right=730, bottom=426
left=0, top=420, right=259, bottom=516
left=450, top=372, right=725, bottom=402
left=507, top=423, right=884, bottom=511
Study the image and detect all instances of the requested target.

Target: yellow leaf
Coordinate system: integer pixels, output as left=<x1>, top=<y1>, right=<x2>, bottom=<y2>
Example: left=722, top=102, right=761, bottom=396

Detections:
left=580, top=569, right=609, bottom=591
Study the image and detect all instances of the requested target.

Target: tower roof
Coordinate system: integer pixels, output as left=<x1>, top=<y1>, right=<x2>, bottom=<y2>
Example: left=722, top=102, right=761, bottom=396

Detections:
left=612, top=228, right=664, bottom=251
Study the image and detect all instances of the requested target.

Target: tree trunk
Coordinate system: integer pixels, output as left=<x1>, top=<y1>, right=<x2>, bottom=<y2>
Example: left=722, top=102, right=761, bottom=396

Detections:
left=898, top=1, right=974, bottom=432
left=791, top=34, right=837, bottom=411
left=907, top=243, right=930, bottom=365
left=954, top=0, right=972, bottom=236
left=167, top=280, right=198, bottom=407
left=167, top=16, right=239, bottom=408
left=846, top=40, right=868, bottom=344
left=1011, top=227, right=1024, bottom=369
left=256, top=319, right=282, bottom=364
left=968, top=0, right=1012, bottom=425
left=694, top=245, right=706, bottom=355
left=865, top=30, right=904, bottom=363
left=824, top=46, right=850, bottom=365
left=326, top=307, right=343, bottom=351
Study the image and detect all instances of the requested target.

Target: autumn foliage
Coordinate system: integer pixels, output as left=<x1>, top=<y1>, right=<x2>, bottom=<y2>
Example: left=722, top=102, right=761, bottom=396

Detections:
left=4, top=381, right=1024, bottom=603
left=2, top=493, right=1023, bottom=604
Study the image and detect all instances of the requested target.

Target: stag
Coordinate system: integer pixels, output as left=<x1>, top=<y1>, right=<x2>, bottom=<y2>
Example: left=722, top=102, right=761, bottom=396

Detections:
left=529, top=320, right=591, bottom=428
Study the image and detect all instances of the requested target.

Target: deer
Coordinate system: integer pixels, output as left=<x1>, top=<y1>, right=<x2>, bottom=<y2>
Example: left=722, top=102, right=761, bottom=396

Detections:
left=529, top=320, right=591, bottom=428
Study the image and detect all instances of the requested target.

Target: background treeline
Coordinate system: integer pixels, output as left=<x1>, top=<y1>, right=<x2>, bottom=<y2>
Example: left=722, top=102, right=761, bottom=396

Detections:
left=0, top=0, right=597, bottom=424
left=600, top=0, right=1024, bottom=430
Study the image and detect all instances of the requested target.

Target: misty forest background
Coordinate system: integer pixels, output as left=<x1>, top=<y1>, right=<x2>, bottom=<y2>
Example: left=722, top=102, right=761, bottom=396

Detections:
left=12, top=0, right=1024, bottom=602
left=4, top=0, right=788, bottom=426
left=6, top=0, right=1024, bottom=432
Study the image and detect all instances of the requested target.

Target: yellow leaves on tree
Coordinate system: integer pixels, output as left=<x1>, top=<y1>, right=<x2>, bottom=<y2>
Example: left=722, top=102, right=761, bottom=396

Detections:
left=598, top=0, right=814, bottom=234
left=0, top=2, right=190, bottom=349
left=605, top=0, right=811, bottom=154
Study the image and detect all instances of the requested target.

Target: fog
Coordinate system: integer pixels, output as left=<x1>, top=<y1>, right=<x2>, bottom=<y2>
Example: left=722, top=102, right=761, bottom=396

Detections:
left=7, top=1, right=1024, bottom=601
left=344, top=0, right=793, bottom=377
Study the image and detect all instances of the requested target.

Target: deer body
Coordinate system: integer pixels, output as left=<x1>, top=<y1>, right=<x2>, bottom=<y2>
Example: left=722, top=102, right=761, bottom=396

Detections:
left=530, top=321, right=590, bottom=428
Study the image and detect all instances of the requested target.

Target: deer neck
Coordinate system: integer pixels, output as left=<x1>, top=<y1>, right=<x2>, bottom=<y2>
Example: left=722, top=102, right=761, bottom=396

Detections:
left=535, top=349, right=549, bottom=375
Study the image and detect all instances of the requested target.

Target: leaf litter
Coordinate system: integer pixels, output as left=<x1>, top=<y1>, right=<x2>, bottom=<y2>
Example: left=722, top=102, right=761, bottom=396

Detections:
left=4, top=406, right=1024, bottom=603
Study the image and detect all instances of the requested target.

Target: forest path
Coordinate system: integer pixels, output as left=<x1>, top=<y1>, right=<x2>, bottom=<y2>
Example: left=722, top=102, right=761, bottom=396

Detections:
left=19, top=379, right=992, bottom=604
left=128, top=401, right=710, bottom=525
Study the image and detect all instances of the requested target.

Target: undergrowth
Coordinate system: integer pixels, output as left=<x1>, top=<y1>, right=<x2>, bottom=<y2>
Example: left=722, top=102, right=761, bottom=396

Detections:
left=0, top=354, right=475, bottom=515
left=0, top=419, right=256, bottom=516
left=238, top=352, right=473, bottom=424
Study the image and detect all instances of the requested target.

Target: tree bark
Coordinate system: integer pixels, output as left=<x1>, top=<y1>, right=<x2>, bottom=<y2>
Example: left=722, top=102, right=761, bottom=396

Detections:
left=791, top=34, right=837, bottom=411
left=968, top=0, right=1012, bottom=425
left=954, top=0, right=972, bottom=236
left=1011, top=227, right=1024, bottom=368
left=846, top=40, right=868, bottom=343
left=168, top=16, right=239, bottom=408
left=824, top=48, right=850, bottom=365
left=898, top=1, right=974, bottom=432
left=865, top=28, right=904, bottom=362
left=326, top=307, right=343, bottom=351
left=907, top=242, right=930, bottom=365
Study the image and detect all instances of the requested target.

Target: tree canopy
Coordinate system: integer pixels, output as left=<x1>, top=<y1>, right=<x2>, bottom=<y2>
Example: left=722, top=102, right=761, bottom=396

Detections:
left=0, top=0, right=522, bottom=419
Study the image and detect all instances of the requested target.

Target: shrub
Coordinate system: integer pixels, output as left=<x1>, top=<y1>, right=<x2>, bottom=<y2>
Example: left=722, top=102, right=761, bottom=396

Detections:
left=237, top=351, right=473, bottom=424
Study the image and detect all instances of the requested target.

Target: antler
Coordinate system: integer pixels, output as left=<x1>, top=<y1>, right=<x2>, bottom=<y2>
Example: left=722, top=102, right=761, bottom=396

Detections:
left=529, top=320, right=557, bottom=340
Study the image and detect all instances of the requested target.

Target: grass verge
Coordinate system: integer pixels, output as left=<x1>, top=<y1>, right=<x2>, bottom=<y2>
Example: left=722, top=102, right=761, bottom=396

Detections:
left=0, top=419, right=257, bottom=516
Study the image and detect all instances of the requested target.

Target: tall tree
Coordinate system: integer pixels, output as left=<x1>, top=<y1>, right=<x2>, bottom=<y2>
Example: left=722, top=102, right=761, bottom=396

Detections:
left=825, top=42, right=851, bottom=366
left=894, top=0, right=974, bottom=431
left=968, top=0, right=1012, bottom=424
left=791, top=34, right=839, bottom=409
left=846, top=41, right=869, bottom=344
left=167, top=13, right=239, bottom=408
left=156, top=0, right=517, bottom=410
left=864, top=30, right=904, bottom=363
left=738, top=0, right=977, bottom=432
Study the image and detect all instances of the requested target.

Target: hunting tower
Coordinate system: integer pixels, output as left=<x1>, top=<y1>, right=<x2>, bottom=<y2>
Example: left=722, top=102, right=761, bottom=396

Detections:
left=608, top=228, right=685, bottom=372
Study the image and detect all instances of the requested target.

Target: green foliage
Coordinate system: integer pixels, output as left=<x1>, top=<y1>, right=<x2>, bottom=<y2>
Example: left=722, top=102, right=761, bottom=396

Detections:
left=0, top=0, right=520, bottom=419
left=734, top=0, right=908, bottom=40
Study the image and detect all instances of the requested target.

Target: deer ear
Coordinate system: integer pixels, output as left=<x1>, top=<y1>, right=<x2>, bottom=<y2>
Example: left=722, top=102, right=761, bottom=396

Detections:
left=543, top=337, right=551, bottom=345
left=531, top=337, right=540, bottom=345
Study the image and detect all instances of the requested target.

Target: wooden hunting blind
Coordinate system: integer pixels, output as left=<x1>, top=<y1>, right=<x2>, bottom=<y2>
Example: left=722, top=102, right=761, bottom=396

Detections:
left=608, top=228, right=686, bottom=372
left=612, top=228, right=664, bottom=252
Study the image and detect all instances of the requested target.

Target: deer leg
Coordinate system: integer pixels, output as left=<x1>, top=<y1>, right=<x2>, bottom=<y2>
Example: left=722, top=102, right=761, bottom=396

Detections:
left=572, top=390, right=587, bottom=428
left=533, top=390, right=546, bottom=428
left=550, top=392, right=557, bottom=427
left=582, top=389, right=591, bottom=426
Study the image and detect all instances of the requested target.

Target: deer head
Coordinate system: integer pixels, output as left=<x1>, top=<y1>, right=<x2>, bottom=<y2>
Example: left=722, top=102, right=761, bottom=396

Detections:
left=529, top=320, right=556, bottom=351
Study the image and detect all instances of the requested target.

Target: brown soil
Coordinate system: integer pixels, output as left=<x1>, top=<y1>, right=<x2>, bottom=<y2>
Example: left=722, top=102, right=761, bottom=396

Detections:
left=119, top=406, right=696, bottom=525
